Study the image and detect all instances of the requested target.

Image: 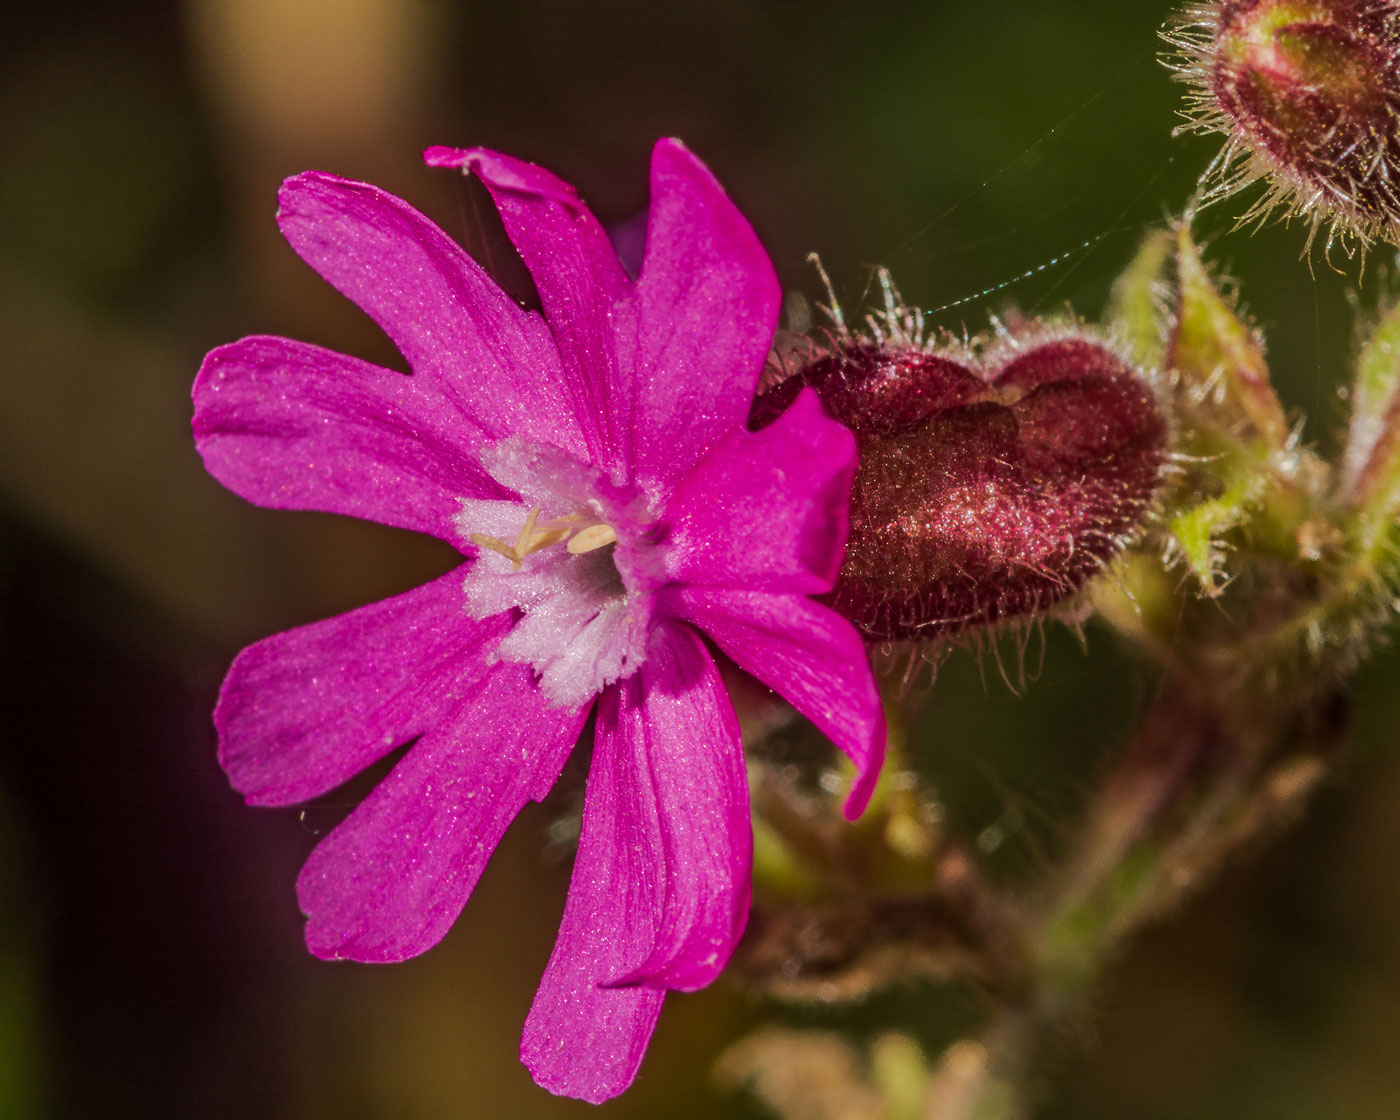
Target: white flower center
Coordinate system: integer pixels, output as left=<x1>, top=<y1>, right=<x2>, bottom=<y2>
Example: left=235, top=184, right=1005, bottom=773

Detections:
left=456, top=438, right=655, bottom=708
left=468, top=506, right=619, bottom=570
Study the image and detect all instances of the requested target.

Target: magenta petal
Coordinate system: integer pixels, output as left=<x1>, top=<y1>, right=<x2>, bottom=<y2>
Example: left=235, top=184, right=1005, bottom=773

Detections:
left=425, top=146, right=633, bottom=474
left=275, top=171, right=585, bottom=455
left=217, top=566, right=510, bottom=806
left=296, top=661, right=590, bottom=962
left=521, top=624, right=750, bottom=1102
left=194, top=336, right=506, bottom=538
left=664, top=388, right=856, bottom=594
left=630, top=139, right=782, bottom=493
left=671, top=587, right=886, bottom=818
left=608, top=626, right=751, bottom=991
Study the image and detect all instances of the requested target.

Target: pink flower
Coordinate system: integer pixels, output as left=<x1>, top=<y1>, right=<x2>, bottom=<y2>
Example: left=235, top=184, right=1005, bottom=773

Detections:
left=192, top=139, right=885, bottom=1102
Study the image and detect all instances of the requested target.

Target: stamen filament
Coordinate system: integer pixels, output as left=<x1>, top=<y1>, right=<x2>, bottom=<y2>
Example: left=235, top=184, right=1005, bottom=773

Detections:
left=469, top=507, right=617, bottom=569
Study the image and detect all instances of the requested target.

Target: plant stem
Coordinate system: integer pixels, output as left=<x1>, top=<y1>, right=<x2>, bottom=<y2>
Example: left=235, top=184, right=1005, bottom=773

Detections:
left=924, top=660, right=1345, bottom=1119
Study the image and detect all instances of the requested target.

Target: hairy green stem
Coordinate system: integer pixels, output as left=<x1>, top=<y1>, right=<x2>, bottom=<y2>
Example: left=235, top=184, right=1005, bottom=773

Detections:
left=929, top=586, right=1359, bottom=1118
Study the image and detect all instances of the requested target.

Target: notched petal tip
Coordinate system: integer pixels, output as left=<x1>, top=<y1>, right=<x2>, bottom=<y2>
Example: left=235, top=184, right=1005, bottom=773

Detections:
left=424, top=145, right=585, bottom=211
left=275, top=168, right=374, bottom=227
left=647, top=136, right=707, bottom=183
left=189, top=335, right=249, bottom=419
left=421, top=144, right=464, bottom=168
left=643, top=136, right=765, bottom=253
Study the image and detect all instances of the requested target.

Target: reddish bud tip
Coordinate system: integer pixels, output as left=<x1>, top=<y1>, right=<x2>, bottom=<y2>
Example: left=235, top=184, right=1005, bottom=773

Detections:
left=1166, top=0, right=1400, bottom=250
left=753, top=330, right=1170, bottom=641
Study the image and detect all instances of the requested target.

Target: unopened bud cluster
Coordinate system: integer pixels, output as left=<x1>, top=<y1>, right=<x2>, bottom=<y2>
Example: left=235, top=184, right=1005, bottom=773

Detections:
left=1165, top=0, right=1400, bottom=250
left=753, top=317, right=1169, bottom=642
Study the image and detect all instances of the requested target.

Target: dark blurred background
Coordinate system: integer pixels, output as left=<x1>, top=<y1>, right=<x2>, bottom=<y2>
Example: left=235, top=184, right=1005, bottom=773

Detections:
left=2, top=1, right=1398, bottom=1117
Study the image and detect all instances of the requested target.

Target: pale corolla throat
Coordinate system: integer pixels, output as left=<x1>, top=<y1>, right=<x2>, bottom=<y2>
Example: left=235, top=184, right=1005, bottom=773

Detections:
left=470, top=506, right=620, bottom=571
left=456, top=437, right=655, bottom=709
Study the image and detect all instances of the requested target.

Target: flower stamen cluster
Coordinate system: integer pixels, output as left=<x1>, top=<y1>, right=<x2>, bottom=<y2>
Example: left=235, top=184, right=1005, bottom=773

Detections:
left=469, top=507, right=617, bottom=570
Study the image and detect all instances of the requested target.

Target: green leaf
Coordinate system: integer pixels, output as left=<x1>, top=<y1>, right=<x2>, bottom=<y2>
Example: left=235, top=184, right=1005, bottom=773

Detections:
left=871, top=1035, right=929, bottom=1120
left=1108, top=228, right=1173, bottom=370
left=1167, top=467, right=1272, bottom=595
left=1168, top=222, right=1289, bottom=447
left=1342, top=294, right=1400, bottom=520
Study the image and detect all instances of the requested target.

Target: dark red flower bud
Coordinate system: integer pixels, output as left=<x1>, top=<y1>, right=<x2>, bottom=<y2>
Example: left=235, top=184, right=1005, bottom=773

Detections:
left=753, top=330, right=1169, bottom=641
left=1166, top=0, right=1400, bottom=250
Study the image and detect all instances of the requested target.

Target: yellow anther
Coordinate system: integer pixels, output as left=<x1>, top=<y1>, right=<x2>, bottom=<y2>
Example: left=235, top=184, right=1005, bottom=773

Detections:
left=469, top=506, right=616, bottom=569
left=566, top=523, right=620, bottom=555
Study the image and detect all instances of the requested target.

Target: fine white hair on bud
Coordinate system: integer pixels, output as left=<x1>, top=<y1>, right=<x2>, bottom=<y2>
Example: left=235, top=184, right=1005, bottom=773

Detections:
left=1164, top=0, right=1400, bottom=254
left=753, top=303, right=1170, bottom=643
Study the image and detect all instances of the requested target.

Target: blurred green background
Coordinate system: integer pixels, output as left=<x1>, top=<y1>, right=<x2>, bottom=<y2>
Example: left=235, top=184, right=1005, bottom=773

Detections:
left=1, top=0, right=1398, bottom=1116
